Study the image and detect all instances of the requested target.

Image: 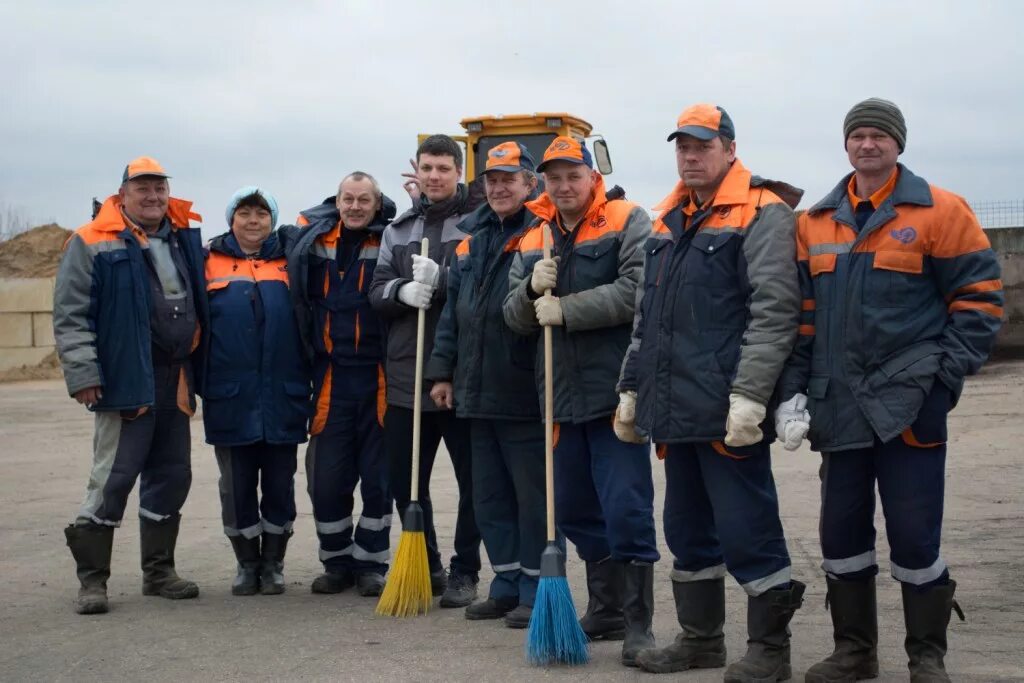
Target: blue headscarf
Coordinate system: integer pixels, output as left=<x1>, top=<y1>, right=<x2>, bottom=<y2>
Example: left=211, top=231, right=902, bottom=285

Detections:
left=225, top=185, right=279, bottom=229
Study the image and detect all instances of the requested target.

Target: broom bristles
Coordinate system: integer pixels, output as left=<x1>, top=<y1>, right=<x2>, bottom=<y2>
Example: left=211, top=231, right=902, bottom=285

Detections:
left=375, top=530, right=432, bottom=617
left=526, top=575, right=589, bottom=666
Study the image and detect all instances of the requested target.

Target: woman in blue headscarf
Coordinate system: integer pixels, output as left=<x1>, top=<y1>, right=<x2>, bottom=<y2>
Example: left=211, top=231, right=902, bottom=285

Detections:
left=201, top=186, right=311, bottom=595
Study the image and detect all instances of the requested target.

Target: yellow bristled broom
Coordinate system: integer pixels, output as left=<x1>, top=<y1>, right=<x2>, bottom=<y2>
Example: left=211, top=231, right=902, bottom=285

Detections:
left=376, top=238, right=433, bottom=617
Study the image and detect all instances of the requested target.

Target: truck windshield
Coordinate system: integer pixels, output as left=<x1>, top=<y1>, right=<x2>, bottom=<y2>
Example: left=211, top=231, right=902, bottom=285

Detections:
left=475, top=134, right=557, bottom=175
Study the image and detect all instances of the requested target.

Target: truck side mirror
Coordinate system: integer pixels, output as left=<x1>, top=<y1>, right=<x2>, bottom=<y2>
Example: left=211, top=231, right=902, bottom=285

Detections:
left=592, top=138, right=613, bottom=175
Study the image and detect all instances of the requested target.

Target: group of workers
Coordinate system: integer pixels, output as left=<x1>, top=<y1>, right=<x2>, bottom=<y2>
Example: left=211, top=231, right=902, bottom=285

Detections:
left=53, top=97, right=1003, bottom=683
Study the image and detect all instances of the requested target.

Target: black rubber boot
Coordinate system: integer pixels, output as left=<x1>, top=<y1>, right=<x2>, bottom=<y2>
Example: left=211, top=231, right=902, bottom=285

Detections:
left=806, top=577, right=879, bottom=682
left=259, top=531, right=292, bottom=595
left=140, top=514, right=199, bottom=599
left=621, top=561, right=655, bottom=666
left=430, top=567, right=448, bottom=597
left=227, top=535, right=261, bottom=596
left=65, top=523, right=114, bottom=615
left=579, top=559, right=625, bottom=641
left=635, top=578, right=727, bottom=673
left=724, top=580, right=805, bottom=683
left=902, top=580, right=963, bottom=683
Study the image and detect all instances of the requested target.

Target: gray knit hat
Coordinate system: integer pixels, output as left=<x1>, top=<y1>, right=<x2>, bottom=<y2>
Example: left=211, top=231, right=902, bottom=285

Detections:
left=844, top=98, right=907, bottom=152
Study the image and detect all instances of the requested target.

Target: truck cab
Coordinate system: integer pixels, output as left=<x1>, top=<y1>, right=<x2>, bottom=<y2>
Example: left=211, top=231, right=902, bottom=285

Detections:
left=420, top=112, right=612, bottom=182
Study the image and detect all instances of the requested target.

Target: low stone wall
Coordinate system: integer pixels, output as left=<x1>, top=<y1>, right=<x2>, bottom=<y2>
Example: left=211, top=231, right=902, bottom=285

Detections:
left=0, top=278, right=61, bottom=380
left=985, top=227, right=1024, bottom=355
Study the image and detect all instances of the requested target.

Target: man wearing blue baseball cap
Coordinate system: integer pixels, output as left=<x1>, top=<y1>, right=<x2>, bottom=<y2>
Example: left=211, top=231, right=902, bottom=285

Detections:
left=504, top=136, right=659, bottom=667
left=619, top=104, right=805, bottom=680
left=426, top=142, right=545, bottom=628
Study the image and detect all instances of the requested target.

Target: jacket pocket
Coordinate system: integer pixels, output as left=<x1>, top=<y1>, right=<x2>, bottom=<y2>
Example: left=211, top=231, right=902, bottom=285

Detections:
left=204, top=381, right=241, bottom=400
left=283, top=380, right=313, bottom=418
left=573, top=237, right=619, bottom=287
left=870, top=250, right=925, bottom=308
left=809, top=253, right=837, bottom=277
left=901, top=381, right=950, bottom=447
left=806, top=374, right=834, bottom=445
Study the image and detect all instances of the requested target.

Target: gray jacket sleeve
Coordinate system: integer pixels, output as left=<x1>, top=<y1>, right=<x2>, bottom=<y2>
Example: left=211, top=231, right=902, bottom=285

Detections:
left=53, top=234, right=102, bottom=395
left=617, top=252, right=648, bottom=392
left=560, top=206, right=650, bottom=332
left=368, top=225, right=413, bottom=319
left=731, top=202, right=800, bottom=404
left=503, top=251, right=541, bottom=335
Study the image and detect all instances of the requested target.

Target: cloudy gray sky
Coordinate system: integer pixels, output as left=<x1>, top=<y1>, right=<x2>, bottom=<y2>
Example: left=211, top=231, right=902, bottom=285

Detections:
left=1, top=1, right=1021, bottom=237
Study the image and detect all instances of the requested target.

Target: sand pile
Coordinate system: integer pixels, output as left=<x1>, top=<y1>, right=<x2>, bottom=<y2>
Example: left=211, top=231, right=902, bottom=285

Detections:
left=0, top=224, right=72, bottom=278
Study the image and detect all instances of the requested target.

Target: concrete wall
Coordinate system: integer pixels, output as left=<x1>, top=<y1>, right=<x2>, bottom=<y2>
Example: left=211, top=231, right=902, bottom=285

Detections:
left=0, top=278, right=57, bottom=373
left=985, top=227, right=1024, bottom=354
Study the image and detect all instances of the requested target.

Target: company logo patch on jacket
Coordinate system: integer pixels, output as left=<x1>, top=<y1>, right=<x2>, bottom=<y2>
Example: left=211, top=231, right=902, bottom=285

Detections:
left=890, top=226, right=918, bottom=244
left=591, top=215, right=607, bottom=228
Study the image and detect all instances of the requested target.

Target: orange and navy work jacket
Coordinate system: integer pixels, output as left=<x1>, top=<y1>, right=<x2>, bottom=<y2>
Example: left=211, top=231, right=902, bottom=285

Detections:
left=503, top=176, right=653, bottom=423
left=281, top=196, right=396, bottom=435
left=202, top=232, right=311, bottom=446
left=53, top=195, right=207, bottom=413
left=618, top=160, right=802, bottom=444
left=779, top=164, right=1003, bottom=452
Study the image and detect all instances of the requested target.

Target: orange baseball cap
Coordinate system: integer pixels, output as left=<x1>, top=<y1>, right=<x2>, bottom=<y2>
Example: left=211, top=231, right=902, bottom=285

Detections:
left=484, top=141, right=536, bottom=173
left=122, top=156, right=170, bottom=183
left=667, top=104, right=736, bottom=142
left=537, top=136, right=593, bottom=172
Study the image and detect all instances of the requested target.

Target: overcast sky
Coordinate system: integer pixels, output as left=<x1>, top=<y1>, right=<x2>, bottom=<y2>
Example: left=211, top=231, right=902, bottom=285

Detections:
left=1, top=1, right=1021, bottom=237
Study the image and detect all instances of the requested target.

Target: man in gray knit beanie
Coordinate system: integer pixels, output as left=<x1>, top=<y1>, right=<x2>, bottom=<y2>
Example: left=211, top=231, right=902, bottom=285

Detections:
left=843, top=97, right=907, bottom=152
left=777, top=98, right=1004, bottom=682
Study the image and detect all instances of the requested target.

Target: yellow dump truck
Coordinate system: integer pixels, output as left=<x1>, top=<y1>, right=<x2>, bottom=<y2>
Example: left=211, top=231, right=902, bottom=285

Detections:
left=420, top=112, right=613, bottom=182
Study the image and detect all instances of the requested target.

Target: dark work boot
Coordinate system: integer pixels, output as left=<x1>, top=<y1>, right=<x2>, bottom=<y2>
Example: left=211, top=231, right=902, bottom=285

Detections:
left=806, top=577, right=879, bottom=682
left=227, top=535, right=261, bottom=596
left=440, top=569, right=479, bottom=608
left=65, top=523, right=114, bottom=615
left=465, top=597, right=517, bottom=620
left=579, top=559, right=625, bottom=641
left=621, top=561, right=656, bottom=666
left=902, top=580, right=963, bottom=683
left=724, top=580, right=805, bottom=683
left=140, top=514, right=199, bottom=600
left=430, top=567, right=448, bottom=597
left=635, top=578, right=727, bottom=673
left=356, top=572, right=387, bottom=597
left=259, top=531, right=292, bottom=595
left=311, top=570, right=354, bottom=594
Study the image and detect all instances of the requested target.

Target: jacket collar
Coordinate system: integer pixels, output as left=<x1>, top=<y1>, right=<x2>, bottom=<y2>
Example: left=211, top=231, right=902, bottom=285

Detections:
left=526, top=175, right=610, bottom=227
left=91, top=194, right=200, bottom=233
left=208, top=230, right=285, bottom=260
left=653, top=158, right=752, bottom=215
left=299, top=193, right=397, bottom=237
left=809, top=163, right=933, bottom=216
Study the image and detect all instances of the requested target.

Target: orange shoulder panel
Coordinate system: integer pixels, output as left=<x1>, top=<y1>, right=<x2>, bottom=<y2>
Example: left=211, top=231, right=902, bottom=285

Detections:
left=925, top=185, right=991, bottom=258
left=517, top=223, right=547, bottom=252
left=455, top=236, right=472, bottom=257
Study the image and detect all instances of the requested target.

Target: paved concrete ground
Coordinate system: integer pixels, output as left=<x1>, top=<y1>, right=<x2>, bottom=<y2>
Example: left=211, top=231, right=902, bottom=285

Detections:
left=1, top=363, right=1022, bottom=682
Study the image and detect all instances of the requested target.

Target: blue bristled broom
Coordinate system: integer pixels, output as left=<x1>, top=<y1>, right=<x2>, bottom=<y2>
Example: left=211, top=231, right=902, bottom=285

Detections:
left=525, top=226, right=589, bottom=666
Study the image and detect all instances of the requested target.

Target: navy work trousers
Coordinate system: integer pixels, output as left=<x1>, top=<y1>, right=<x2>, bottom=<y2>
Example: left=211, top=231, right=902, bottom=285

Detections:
left=663, top=440, right=792, bottom=596
left=553, top=417, right=658, bottom=564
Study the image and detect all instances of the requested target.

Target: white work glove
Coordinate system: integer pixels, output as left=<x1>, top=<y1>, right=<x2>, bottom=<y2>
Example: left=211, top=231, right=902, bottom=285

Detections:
left=411, top=253, right=440, bottom=287
left=530, top=257, right=560, bottom=295
left=397, top=281, right=434, bottom=310
left=724, top=393, right=766, bottom=447
left=613, top=391, right=648, bottom=444
left=534, top=295, right=563, bottom=326
left=774, top=394, right=810, bottom=451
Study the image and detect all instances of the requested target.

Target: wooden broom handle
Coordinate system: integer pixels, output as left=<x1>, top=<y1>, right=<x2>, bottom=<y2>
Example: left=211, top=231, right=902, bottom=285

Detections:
left=410, top=238, right=430, bottom=502
left=542, top=227, right=556, bottom=541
